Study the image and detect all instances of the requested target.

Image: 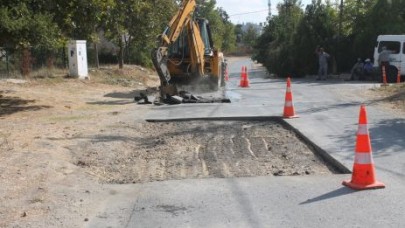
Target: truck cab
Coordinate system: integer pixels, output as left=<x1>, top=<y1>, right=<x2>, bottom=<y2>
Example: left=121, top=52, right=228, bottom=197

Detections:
left=373, top=35, right=405, bottom=77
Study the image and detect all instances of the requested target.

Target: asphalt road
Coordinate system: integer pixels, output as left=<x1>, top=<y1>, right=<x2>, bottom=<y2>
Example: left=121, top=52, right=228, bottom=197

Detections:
left=86, top=57, right=405, bottom=228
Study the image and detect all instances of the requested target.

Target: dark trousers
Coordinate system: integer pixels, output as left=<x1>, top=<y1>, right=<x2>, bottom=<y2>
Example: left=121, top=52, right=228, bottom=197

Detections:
left=380, top=61, right=389, bottom=78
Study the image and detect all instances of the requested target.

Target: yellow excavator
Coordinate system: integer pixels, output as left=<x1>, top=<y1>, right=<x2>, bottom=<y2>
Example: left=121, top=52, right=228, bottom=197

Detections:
left=151, top=0, right=225, bottom=102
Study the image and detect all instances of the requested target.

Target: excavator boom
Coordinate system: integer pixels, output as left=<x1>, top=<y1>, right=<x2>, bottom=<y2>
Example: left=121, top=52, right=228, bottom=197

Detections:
left=163, top=0, right=196, bottom=45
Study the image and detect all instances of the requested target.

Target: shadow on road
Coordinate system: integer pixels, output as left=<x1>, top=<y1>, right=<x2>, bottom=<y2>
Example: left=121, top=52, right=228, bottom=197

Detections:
left=85, top=87, right=158, bottom=106
left=103, top=87, right=158, bottom=99
left=86, top=100, right=134, bottom=105
left=299, top=187, right=354, bottom=205
left=368, top=118, right=405, bottom=156
left=299, top=101, right=363, bottom=114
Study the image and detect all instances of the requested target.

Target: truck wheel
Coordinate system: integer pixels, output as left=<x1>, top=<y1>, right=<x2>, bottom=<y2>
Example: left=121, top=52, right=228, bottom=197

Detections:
left=376, top=65, right=398, bottom=83
left=386, top=65, right=398, bottom=83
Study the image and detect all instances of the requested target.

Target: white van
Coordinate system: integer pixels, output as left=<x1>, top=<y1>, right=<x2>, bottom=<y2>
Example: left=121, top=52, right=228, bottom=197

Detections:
left=373, top=35, right=405, bottom=78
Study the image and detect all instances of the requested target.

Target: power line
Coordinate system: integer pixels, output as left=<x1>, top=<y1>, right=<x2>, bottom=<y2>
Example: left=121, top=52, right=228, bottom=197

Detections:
left=228, top=9, right=270, bottom=17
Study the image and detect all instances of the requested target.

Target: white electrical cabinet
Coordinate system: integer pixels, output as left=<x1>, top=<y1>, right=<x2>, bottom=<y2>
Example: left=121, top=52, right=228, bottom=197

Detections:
left=68, top=40, right=89, bottom=79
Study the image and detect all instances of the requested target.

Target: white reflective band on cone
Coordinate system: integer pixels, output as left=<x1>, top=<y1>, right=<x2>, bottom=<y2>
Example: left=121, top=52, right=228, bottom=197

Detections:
left=354, top=152, right=373, bottom=164
left=287, top=87, right=292, bottom=93
left=285, top=101, right=293, bottom=107
left=357, top=124, right=369, bottom=135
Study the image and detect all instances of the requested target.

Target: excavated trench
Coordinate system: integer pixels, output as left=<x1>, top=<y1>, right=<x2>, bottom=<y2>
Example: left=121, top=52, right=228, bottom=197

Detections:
left=73, top=119, right=348, bottom=184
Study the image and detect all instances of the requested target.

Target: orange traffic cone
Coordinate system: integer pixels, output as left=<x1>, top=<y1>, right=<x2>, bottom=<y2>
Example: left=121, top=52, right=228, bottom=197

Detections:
left=239, top=66, right=245, bottom=87
left=244, top=66, right=250, bottom=87
left=342, top=105, right=385, bottom=190
left=397, top=67, right=401, bottom=84
left=283, top=77, right=298, bottom=118
left=239, top=66, right=249, bottom=88
left=382, top=66, right=388, bottom=86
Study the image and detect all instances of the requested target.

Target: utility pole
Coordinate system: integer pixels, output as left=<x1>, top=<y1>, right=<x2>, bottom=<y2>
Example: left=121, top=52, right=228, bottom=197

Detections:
left=5, top=49, right=9, bottom=76
left=268, top=0, right=272, bottom=19
left=336, top=0, right=344, bottom=73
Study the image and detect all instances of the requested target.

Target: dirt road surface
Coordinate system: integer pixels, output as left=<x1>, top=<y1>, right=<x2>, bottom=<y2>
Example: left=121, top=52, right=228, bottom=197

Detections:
left=0, top=64, right=404, bottom=227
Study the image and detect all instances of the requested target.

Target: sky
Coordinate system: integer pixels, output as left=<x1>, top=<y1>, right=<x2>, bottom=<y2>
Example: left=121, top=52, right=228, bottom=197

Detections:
left=215, top=0, right=311, bottom=24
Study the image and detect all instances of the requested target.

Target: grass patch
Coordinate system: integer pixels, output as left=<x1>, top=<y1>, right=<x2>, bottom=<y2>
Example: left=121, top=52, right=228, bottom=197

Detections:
left=4, top=65, right=158, bottom=88
left=89, top=65, right=158, bottom=87
left=372, top=83, right=405, bottom=111
left=0, top=132, right=12, bottom=151
left=29, top=197, right=45, bottom=204
left=376, top=83, right=405, bottom=99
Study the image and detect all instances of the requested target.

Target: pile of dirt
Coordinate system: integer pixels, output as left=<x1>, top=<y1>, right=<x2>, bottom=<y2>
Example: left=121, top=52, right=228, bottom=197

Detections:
left=71, top=120, right=336, bottom=184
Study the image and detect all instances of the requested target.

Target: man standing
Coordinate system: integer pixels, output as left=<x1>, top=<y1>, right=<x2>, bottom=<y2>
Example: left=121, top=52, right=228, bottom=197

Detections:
left=378, top=46, right=392, bottom=69
left=363, top=58, right=373, bottom=80
left=350, top=58, right=364, bottom=80
left=316, top=47, right=330, bottom=80
left=378, top=46, right=394, bottom=80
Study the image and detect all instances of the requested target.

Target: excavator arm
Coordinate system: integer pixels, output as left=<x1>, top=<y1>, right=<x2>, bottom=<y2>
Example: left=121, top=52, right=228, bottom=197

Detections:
left=152, top=0, right=206, bottom=98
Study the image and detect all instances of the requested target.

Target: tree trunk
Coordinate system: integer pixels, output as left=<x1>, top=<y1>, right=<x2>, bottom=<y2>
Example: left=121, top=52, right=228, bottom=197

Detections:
left=62, top=47, right=67, bottom=69
left=5, top=49, right=9, bottom=76
left=118, top=36, right=124, bottom=69
left=46, top=53, right=55, bottom=69
left=21, top=48, right=32, bottom=77
left=94, top=43, right=100, bottom=69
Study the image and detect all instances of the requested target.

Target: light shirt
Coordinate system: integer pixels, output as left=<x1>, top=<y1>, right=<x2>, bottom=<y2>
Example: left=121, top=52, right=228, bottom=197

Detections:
left=318, top=52, right=330, bottom=66
left=378, top=50, right=392, bottom=63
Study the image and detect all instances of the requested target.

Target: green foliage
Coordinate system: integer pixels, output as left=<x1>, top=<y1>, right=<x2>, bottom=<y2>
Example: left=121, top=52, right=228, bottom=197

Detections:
left=222, top=22, right=237, bottom=52
left=195, top=0, right=237, bottom=52
left=125, top=0, right=176, bottom=66
left=0, top=0, right=236, bottom=69
left=196, top=0, right=224, bottom=50
left=289, top=1, right=338, bottom=76
left=252, top=24, right=274, bottom=64
left=353, top=0, right=405, bottom=58
left=254, top=0, right=304, bottom=77
left=254, top=0, right=405, bottom=77
left=0, top=2, right=62, bottom=49
left=243, top=24, right=259, bottom=48
left=234, top=24, right=243, bottom=43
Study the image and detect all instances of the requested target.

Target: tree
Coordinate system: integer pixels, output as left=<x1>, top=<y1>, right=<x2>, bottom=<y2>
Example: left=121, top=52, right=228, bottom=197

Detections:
left=0, top=0, right=235, bottom=72
left=291, top=0, right=339, bottom=75
left=216, top=7, right=236, bottom=52
left=252, top=22, right=275, bottom=66
left=222, top=22, right=237, bottom=52
left=352, top=0, right=405, bottom=59
left=196, top=0, right=225, bottom=51
left=126, top=0, right=176, bottom=66
left=254, top=0, right=304, bottom=77
left=100, top=0, right=177, bottom=68
left=234, top=24, right=244, bottom=43
left=48, top=0, right=114, bottom=68
left=243, top=24, right=259, bottom=49
left=0, top=1, right=62, bottom=76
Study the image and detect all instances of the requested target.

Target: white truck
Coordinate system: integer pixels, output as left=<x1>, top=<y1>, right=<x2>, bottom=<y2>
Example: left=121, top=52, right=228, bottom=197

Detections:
left=373, top=35, right=405, bottom=82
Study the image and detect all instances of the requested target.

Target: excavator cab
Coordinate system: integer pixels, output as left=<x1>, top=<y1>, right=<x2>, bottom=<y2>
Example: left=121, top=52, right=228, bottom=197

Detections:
left=169, top=19, right=213, bottom=57
left=167, top=18, right=215, bottom=83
